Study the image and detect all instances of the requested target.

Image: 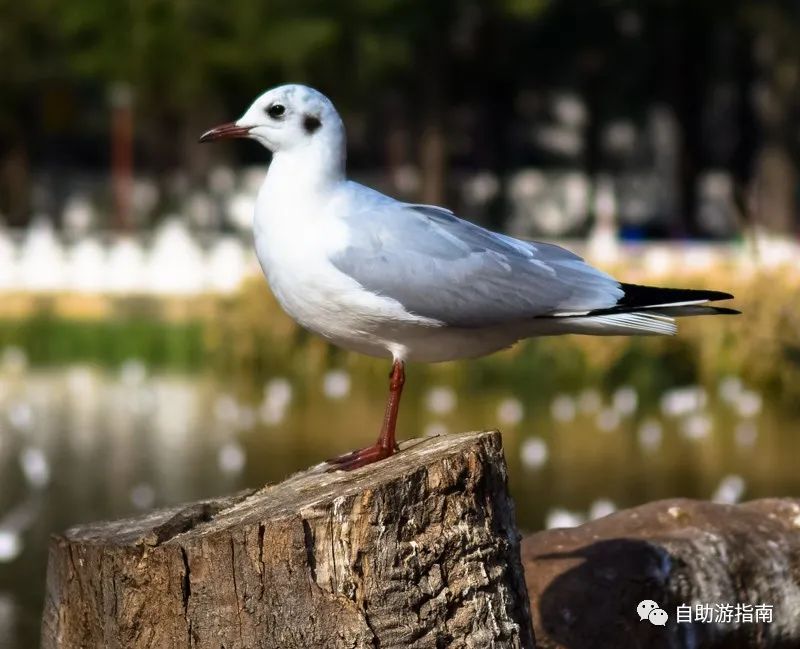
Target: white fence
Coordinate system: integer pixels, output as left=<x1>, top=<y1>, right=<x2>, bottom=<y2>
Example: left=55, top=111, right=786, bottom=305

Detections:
left=0, top=219, right=259, bottom=296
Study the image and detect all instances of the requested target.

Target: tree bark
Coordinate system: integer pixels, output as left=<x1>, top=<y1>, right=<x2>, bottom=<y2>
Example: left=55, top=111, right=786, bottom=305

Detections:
left=41, top=430, right=535, bottom=649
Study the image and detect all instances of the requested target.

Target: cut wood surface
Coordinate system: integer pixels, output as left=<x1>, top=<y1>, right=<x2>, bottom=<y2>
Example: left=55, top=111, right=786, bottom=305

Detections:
left=41, top=430, right=535, bottom=649
left=522, top=498, right=800, bottom=649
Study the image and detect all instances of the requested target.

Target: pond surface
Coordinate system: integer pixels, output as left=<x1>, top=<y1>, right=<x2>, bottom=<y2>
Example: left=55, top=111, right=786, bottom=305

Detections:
left=0, top=363, right=798, bottom=648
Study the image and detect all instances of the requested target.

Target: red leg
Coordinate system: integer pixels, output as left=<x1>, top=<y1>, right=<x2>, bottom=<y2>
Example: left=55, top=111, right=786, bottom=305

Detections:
left=327, top=360, right=405, bottom=471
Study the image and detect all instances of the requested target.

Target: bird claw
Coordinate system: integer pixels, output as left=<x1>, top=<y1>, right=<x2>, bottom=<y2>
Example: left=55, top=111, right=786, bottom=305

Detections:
left=325, top=444, right=397, bottom=472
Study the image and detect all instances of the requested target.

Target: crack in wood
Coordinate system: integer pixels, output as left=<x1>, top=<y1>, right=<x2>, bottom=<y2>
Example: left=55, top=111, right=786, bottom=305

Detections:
left=302, top=518, right=317, bottom=583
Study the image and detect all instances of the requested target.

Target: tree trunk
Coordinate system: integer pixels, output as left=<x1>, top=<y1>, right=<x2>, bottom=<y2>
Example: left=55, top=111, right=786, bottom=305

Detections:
left=110, top=84, right=134, bottom=231
left=0, top=141, right=31, bottom=225
left=418, top=27, right=448, bottom=206
left=41, top=430, right=535, bottom=649
left=419, top=105, right=446, bottom=206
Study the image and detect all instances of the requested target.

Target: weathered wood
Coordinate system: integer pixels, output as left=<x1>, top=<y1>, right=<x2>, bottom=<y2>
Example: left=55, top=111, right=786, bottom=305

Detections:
left=42, top=430, right=535, bottom=649
left=522, top=498, right=800, bottom=649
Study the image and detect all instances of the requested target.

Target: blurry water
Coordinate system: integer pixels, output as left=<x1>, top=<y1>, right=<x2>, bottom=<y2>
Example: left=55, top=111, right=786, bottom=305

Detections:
left=0, top=365, right=798, bottom=648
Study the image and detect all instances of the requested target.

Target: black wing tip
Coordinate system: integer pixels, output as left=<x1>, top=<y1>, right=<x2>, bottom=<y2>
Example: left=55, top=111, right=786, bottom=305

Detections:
left=709, top=306, right=741, bottom=315
left=702, top=290, right=735, bottom=302
left=618, top=283, right=735, bottom=307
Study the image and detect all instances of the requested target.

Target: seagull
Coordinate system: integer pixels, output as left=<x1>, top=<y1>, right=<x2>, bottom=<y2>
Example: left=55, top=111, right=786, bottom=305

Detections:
left=200, top=84, right=738, bottom=471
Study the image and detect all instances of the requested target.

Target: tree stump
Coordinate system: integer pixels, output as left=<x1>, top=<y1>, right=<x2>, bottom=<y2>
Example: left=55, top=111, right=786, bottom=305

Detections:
left=522, top=498, right=800, bottom=649
left=41, top=430, right=535, bottom=649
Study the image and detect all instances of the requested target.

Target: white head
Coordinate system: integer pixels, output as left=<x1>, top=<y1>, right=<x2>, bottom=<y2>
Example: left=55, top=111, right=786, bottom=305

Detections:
left=200, top=84, right=345, bottom=168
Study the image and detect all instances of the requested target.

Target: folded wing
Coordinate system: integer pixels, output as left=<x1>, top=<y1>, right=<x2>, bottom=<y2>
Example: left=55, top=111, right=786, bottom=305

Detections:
left=330, top=196, right=624, bottom=328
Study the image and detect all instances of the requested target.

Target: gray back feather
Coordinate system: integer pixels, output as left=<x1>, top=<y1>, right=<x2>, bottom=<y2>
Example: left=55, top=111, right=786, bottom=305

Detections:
left=330, top=191, right=622, bottom=327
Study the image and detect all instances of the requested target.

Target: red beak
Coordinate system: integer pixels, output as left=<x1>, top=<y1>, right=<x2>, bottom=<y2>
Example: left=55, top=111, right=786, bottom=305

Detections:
left=199, top=122, right=252, bottom=143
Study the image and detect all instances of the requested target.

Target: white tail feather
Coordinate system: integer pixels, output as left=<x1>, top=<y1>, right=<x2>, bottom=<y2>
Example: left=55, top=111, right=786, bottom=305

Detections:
left=561, top=312, right=677, bottom=336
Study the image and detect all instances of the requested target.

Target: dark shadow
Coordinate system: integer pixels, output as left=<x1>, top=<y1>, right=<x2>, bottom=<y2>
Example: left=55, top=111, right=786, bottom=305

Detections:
left=535, top=538, right=693, bottom=649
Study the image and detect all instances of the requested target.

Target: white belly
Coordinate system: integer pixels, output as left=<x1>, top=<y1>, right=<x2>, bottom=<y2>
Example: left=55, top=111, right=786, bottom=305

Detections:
left=252, top=203, right=432, bottom=359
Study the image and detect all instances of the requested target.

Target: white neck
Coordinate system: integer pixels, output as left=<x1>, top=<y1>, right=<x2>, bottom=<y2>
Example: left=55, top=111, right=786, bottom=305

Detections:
left=263, top=130, right=346, bottom=198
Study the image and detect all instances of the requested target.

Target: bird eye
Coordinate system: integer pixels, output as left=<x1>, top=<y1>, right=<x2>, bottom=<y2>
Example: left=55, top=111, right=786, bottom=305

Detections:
left=266, top=104, right=286, bottom=119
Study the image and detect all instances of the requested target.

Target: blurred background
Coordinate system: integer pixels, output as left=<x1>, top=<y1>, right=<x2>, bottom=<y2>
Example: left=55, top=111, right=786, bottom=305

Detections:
left=2, top=0, right=800, bottom=646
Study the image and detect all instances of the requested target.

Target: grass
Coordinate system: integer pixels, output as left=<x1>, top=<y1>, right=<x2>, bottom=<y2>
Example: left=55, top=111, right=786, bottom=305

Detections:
left=0, top=315, right=205, bottom=370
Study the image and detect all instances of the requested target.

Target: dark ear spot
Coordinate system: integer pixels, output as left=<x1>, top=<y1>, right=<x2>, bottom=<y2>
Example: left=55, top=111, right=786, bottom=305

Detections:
left=303, top=114, right=322, bottom=134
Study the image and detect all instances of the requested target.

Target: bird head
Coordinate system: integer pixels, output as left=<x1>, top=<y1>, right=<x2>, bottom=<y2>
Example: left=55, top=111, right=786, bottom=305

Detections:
left=199, top=84, right=343, bottom=154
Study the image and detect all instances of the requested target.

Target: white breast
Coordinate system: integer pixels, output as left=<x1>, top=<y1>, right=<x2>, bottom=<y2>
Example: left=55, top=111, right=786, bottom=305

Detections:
left=252, top=182, right=434, bottom=358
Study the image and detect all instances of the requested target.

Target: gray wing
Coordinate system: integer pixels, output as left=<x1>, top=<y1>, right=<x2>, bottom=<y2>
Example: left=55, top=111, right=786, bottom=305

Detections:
left=330, top=195, right=623, bottom=328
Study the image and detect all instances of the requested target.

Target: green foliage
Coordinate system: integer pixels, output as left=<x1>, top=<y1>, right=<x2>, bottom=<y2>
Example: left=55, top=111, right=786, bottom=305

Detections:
left=0, top=0, right=553, bottom=135
left=0, top=315, right=204, bottom=370
left=3, top=0, right=798, bottom=191
left=502, top=0, right=550, bottom=20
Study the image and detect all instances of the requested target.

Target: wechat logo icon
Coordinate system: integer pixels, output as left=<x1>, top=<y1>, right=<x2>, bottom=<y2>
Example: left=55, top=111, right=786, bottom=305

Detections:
left=638, top=599, right=669, bottom=626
